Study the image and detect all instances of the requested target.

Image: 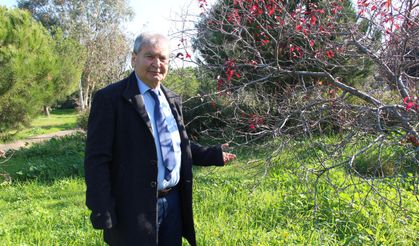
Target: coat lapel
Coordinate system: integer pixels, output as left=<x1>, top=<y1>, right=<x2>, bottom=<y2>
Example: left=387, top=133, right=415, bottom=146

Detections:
left=122, top=72, right=153, bottom=134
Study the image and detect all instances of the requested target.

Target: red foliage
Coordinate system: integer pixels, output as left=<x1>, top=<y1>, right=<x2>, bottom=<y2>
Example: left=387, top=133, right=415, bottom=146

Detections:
left=326, top=50, right=335, bottom=59
left=309, top=39, right=315, bottom=47
left=403, top=97, right=418, bottom=112
left=310, top=15, right=317, bottom=25
left=248, top=114, right=265, bottom=131
left=225, top=59, right=238, bottom=82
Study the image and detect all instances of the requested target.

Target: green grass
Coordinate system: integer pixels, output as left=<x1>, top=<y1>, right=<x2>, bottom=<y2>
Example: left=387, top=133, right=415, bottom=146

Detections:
left=192, top=165, right=418, bottom=245
left=0, top=135, right=417, bottom=245
left=0, top=178, right=103, bottom=245
left=1, top=108, right=79, bottom=143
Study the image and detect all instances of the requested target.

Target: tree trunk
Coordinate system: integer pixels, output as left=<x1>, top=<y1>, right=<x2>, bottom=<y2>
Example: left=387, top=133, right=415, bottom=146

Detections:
left=43, top=105, right=50, bottom=117
left=79, top=79, right=85, bottom=111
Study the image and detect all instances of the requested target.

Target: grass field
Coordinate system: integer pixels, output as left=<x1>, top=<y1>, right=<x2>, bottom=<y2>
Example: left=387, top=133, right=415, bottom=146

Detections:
left=0, top=134, right=417, bottom=245
left=1, top=108, right=79, bottom=143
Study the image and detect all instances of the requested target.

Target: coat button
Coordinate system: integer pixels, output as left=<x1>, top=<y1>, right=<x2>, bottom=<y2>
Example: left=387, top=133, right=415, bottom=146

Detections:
left=150, top=181, right=157, bottom=188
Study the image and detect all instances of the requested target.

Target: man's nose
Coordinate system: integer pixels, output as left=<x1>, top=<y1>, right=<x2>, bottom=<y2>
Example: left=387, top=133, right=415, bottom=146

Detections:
left=151, top=57, right=162, bottom=67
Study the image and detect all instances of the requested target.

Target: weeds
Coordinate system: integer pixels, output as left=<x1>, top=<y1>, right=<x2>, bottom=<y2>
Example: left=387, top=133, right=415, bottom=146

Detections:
left=0, top=134, right=417, bottom=245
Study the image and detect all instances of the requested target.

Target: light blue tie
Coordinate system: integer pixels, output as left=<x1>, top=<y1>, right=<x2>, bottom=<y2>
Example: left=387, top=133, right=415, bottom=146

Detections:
left=149, top=89, right=175, bottom=181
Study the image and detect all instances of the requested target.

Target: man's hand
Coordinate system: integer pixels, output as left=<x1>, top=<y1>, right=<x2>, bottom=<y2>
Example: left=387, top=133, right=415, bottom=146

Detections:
left=90, top=210, right=117, bottom=229
left=221, top=143, right=236, bottom=164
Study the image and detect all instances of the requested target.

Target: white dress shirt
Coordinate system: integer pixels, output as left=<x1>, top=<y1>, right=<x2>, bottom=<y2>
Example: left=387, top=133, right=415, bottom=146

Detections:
left=135, top=73, right=181, bottom=190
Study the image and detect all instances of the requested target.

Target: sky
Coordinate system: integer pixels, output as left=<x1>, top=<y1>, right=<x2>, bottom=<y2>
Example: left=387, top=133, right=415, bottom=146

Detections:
left=125, top=0, right=202, bottom=36
left=0, top=0, right=202, bottom=36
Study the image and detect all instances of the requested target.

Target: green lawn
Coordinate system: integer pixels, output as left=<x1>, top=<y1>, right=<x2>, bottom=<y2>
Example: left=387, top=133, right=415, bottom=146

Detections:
left=0, top=178, right=103, bottom=245
left=0, top=135, right=417, bottom=245
left=1, top=108, right=79, bottom=143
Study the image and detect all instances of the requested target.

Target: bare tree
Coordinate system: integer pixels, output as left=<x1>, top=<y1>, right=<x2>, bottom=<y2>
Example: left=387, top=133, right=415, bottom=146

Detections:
left=175, top=0, right=418, bottom=214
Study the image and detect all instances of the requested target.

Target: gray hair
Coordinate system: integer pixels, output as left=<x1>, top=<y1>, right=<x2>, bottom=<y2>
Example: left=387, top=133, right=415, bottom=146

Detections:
left=133, top=33, right=169, bottom=54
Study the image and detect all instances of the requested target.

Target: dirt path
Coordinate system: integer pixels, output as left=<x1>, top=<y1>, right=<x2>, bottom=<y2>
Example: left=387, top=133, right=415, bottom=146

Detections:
left=0, top=129, right=84, bottom=152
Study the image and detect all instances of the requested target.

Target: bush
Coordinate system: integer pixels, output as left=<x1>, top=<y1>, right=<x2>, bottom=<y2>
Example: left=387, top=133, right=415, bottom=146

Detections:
left=76, top=110, right=89, bottom=131
left=164, top=67, right=200, bottom=98
left=3, top=133, right=86, bottom=182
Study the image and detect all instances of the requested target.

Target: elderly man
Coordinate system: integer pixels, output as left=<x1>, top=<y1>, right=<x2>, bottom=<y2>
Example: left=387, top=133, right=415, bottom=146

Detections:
left=84, top=32, right=236, bottom=246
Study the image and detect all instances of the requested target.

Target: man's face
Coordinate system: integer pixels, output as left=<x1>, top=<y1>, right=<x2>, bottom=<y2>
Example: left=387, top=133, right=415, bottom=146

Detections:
left=132, top=41, right=169, bottom=89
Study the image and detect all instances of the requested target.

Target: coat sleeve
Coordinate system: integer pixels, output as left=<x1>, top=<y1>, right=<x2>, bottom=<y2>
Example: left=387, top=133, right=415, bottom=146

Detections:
left=84, top=89, right=117, bottom=229
left=190, top=142, right=224, bottom=166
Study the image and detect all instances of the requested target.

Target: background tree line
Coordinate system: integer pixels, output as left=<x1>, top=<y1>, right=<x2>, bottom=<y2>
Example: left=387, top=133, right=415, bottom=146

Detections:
left=0, top=0, right=134, bottom=139
left=17, top=0, right=134, bottom=111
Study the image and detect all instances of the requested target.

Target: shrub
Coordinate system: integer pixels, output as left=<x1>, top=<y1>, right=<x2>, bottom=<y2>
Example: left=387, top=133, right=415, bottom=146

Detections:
left=76, top=110, right=89, bottom=131
left=4, top=133, right=86, bottom=182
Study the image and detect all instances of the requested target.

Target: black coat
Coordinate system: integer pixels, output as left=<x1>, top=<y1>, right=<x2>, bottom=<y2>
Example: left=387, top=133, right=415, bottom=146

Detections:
left=84, top=72, right=224, bottom=245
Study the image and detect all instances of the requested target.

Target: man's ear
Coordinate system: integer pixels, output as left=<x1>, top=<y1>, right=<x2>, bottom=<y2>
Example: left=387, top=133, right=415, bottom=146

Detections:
left=131, top=52, right=137, bottom=68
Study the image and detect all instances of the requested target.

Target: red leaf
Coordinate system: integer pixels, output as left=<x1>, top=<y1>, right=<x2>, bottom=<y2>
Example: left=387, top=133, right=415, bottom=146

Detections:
left=310, top=15, right=317, bottom=25
left=309, top=40, right=315, bottom=47
left=326, top=50, right=335, bottom=58
left=406, top=102, right=414, bottom=111
left=251, top=4, right=258, bottom=14
left=261, top=39, right=270, bottom=45
left=268, top=7, right=275, bottom=16
left=226, top=70, right=234, bottom=81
